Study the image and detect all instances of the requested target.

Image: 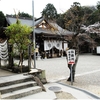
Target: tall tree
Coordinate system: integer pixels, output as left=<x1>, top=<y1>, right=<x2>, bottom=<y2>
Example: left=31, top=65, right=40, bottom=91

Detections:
left=41, top=3, right=58, bottom=20
left=57, top=5, right=96, bottom=28
left=63, top=2, right=98, bottom=82
left=96, top=1, right=100, bottom=10
left=62, top=2, right=90, bottom=82
left=82, top=6, right=96, bottom=25
left=87, top=1, right=100, bottom=24
left=0, top=11, right=5, bottom=27
left=5, top=19, right=32, bottom=72
left=0, top=11, right=6, bottom=39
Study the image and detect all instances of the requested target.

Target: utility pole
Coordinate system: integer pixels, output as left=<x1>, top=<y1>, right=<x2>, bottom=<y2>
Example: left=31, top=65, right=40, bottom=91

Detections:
left=32, top=0, right=36, bottom=68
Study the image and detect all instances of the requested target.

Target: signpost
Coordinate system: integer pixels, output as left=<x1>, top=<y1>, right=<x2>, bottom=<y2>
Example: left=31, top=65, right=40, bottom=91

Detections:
left=67, top=49, right=75, bottom=85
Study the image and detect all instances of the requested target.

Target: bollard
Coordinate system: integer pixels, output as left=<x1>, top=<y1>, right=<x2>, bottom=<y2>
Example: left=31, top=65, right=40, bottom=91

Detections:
left=0, top=92, right=1, bottom=99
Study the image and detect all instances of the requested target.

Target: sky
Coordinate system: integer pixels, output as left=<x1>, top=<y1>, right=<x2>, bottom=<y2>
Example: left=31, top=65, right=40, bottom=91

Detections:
left=0, top=0, right=99, bottom=18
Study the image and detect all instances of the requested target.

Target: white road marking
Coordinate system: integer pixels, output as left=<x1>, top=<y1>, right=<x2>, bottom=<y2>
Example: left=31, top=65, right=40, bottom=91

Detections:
left=76, top=69, right=100, bottom=77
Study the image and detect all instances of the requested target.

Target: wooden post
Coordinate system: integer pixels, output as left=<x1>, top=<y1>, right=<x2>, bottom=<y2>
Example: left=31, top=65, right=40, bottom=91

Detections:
left=71, top=64, right=73, bottom=85
left=28, top=44, right=31, bottom=70
left=0, top=58, right=1, bottom=67
left=0, top=92, right=1, bottom=99
left=8, top=44, right=13, bottom=69
left=44, top=51, right=47, bottom=59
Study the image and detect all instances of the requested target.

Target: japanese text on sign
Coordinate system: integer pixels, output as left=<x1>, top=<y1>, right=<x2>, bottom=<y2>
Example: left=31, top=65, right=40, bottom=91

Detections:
left=67, top=49, right=75, bottom=64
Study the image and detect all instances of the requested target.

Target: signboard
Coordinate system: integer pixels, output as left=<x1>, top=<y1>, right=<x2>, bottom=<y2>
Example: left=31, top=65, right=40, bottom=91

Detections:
left=97, top=46, right=100, bottom=54
left=67, top=49, right=75, bottom=64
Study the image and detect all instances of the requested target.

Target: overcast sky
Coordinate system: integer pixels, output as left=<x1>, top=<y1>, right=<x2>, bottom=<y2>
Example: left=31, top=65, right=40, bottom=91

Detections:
left=0, top=0, right=99, bottom=18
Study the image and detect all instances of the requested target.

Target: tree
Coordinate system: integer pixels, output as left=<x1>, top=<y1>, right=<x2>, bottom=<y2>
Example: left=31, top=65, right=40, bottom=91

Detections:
left=97, top=1, right=100, bottom=10
left=18, top=12, right=32, bottom=18
left=0, top=11, right=5, bottom=37
left=87, top=2, right=100, bottom=25
left=82, top=6, right=96, bottom=25
left=0, top=11, right=5, bottom=27
left=63, top=2, right=99, bottom=82
left=57, top=5, right=96, bottom=28
left=8, top=12, right=32, bottom=18
left=87, top=10, right=99, bottom=24
left=5, top=19, right=32, bottom=72
left=41, top=3, right=58, bottom=20
left=61, top=2, right=91, bottom=82
left=56, top=14, right=66, bottom=29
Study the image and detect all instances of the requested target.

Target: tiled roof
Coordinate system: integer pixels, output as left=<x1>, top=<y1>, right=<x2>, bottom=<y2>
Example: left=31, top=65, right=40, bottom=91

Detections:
left=5, top=16, right=74, bottom=36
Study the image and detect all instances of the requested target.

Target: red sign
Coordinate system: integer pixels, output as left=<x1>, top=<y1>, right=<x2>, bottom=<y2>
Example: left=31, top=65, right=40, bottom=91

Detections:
left=68, top=61, right=75, bottom=64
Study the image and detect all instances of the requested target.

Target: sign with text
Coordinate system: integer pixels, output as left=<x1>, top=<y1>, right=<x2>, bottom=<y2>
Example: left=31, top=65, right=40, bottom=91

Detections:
left=67, top=49, right=75, bottom=64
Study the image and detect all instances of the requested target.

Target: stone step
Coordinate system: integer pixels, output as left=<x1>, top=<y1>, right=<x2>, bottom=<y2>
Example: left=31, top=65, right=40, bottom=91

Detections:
left=1, top=86, right=42, bottom=99
left=0, top=81, right=37, bottom=94
left=0, top=75, right=33, bottom=87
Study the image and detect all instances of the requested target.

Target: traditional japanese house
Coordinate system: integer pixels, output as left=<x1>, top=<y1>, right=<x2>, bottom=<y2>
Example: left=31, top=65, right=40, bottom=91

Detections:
left=4, top=15, right=74, bottom=59
left=34, top=17, right=74, bottom=58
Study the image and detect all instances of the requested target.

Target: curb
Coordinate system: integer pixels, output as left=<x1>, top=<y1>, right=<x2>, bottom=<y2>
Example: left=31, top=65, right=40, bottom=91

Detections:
left=57, top=82, right=100, bottom=99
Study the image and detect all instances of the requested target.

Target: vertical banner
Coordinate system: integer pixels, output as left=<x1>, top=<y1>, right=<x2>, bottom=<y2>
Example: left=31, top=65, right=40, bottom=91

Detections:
left=67, top=49, right=75, bottom=85
left=67, top=49, right=75, bottom=65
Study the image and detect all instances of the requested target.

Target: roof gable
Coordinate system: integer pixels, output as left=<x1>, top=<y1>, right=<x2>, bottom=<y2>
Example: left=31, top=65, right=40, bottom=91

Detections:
left=5, top=16, right=74, bottom=36
left=36, top=20, right=58, bottom=31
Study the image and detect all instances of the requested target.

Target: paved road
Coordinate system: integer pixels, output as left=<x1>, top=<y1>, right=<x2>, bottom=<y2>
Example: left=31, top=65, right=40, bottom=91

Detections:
left=14, top=53, right=100, bottom=83
left=0, top=53, right=100, bottom=96
left=1, top=54, right=100, bottom=81
left=32, top=54, right=100, bottom=82
left=33, top=54, right=100, bottom=97
left=35, top=57, right=69, bottom=82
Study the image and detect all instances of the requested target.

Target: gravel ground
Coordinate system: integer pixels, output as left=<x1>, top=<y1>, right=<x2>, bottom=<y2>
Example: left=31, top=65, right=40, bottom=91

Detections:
left=59, top=76, right=100, bottom=97
left=55, top=91, right=76, bottom=99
